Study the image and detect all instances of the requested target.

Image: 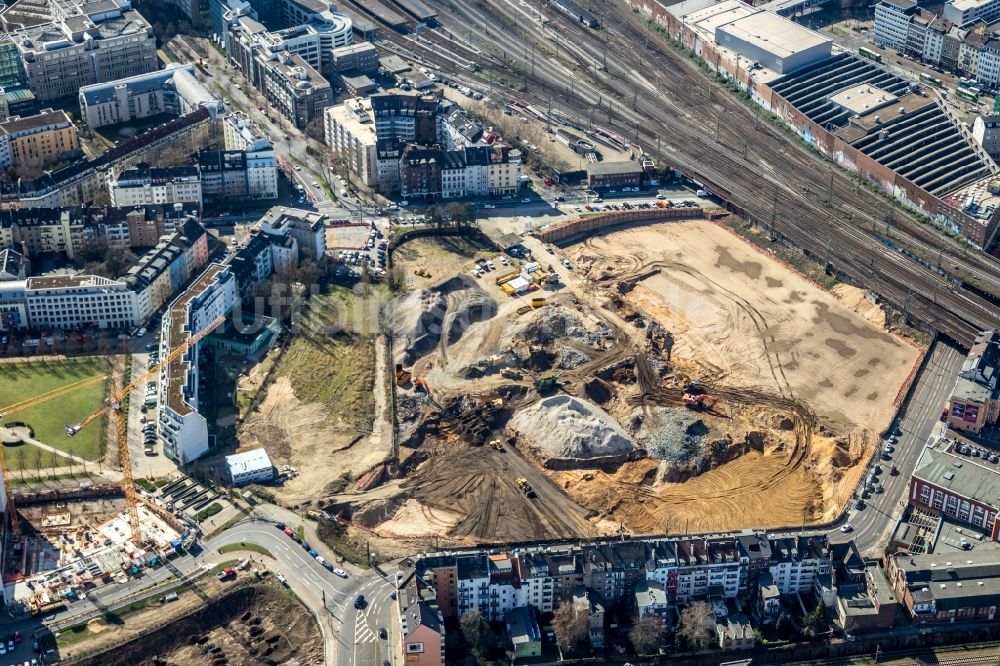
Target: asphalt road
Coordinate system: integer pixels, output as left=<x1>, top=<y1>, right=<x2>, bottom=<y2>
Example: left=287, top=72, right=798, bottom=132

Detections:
left=829, top=339, right=965, bottom=552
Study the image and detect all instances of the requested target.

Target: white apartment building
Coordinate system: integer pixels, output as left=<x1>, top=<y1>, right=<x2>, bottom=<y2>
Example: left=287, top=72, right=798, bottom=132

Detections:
left=110, top=166, right=203, bottom=209
left=325, top=98, right=379, bottom=186
left=973, top=114, right=1000, bottom=158
left=978, top=39, right=1000, bottom=84
left=258, top=206, right=327, bottom=260
left=9, top=0, right=158, bottom=101
left=158, top=264, right=236, bottom=465
left=768, top=538, right=831, bottom=594
left=23, top=275, right=136, bottom=330
left=225, top=448, right=275, bottom=485
left=876, top=0, right=919, bottom=50
left=945, top=0, right=1000, bottom=26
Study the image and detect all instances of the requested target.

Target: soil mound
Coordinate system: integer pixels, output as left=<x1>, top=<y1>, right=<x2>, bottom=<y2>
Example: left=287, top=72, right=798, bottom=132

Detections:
left=392, top=274, right=496, bottom=365
left=510, top=395, right=636, bottom=459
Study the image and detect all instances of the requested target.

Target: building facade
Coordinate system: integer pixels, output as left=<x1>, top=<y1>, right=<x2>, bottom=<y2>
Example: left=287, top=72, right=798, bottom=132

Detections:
left=910, top=440, right=1000, bottom=539
left=110, top=165, right=204, bottom=209
left=0, top=109, right=80, bottom=171
left=78, top=64, right=225, bottom=129
left=9, top=0, right=158, bottom=101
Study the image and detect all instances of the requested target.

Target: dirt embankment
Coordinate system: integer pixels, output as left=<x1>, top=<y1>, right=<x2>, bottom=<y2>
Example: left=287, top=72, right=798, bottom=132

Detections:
left=65, top=582, right=322, bottom=666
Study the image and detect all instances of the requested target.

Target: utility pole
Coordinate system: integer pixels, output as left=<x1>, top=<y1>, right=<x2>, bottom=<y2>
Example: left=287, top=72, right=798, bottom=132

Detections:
left=824, top=233, right=831, bottom=267
left=633, top=90, right=638, bottom=111
left=886, top=203, right=894, bottom=237
left=827, top=172, right=833, bottom=206
left=715, top=115, right=720, bottom=143
left=902, top=288, right=914, bottom=323
left=770, top=187, right=778, bottom=234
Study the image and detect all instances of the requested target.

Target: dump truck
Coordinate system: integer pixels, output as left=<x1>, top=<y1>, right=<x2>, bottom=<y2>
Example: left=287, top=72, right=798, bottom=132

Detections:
left=530, top=297, right=547, bottom=308
left=516, top=478, right=536, bottom=498
left=217, top=566, right=236, bottom=581
left=394, top=363, right=412, bottom=387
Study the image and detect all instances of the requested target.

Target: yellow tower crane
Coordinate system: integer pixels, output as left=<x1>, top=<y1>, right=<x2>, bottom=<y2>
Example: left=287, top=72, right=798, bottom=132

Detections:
left=0, top=313, right=225, bottom=544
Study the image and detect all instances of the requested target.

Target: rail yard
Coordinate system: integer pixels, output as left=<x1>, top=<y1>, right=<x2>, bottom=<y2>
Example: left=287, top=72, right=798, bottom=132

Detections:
left=346, top=0, right=1000, bottom=346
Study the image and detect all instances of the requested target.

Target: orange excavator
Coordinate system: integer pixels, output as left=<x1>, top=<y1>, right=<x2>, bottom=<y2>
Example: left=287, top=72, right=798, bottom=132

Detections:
left=682, top=382, right=717, bottom=411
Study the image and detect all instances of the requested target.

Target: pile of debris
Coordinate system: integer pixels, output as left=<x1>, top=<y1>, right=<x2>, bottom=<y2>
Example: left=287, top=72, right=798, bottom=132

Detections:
left=510, top=395, right=637, bottom=461
left=627, top=406, right=746, bottom=482
left=391, top=275, right=497, bottom=366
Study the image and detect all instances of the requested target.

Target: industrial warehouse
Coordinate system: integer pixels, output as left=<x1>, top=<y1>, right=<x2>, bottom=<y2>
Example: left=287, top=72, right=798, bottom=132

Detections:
left=638, top=0, right=1000, bottom=248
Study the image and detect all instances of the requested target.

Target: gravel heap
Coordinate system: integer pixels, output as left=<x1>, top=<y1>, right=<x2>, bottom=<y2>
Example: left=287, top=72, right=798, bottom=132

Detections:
left=510, top=395, right=637, bottom=459
left=627, top=406, right=710, bottom=465
left=391, top=274, right=496, bottom=366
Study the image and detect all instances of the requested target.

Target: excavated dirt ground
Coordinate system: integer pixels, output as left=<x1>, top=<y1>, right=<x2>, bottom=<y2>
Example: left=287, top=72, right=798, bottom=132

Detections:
left=354, top=221, right=919, bottom=542
left=63, top=581, right=321, bottom=666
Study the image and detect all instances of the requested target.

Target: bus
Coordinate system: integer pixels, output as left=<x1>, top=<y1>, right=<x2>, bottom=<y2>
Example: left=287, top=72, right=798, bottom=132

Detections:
left=919, top=72, right=943, bottom=87
left=957, top=87, right=979, bottom=102
left=858, top=47, right=882, bottom=63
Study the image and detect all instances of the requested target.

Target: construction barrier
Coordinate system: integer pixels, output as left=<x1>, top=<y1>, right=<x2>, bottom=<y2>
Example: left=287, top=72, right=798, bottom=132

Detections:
left=536, top=207, right=704, bottom=245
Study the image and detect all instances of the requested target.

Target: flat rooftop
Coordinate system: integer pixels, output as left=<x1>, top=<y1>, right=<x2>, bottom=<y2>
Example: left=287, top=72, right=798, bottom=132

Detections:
left=829, top=84, right=898, bottom=116
left=717, top=11, right=831, bottom=59
left=164, top=264, right=227, bottom=416
left=913, top=443, right=1000, bottom=510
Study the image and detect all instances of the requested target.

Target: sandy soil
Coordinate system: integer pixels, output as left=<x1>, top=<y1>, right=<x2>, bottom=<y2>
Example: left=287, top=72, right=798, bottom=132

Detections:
left=240, top=377, right=386, bottom=502
left=391, top=235, right=490, bottom=290
left=568, top=221, right=919, bottom=432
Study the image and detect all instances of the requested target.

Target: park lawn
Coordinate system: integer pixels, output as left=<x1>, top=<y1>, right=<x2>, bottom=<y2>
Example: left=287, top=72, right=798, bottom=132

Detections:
left=0, top=358, right=110, bottom=465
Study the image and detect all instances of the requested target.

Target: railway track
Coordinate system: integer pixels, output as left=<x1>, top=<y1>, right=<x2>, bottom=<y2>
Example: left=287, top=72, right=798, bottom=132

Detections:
left=369, top=0, right=1000, bottom=346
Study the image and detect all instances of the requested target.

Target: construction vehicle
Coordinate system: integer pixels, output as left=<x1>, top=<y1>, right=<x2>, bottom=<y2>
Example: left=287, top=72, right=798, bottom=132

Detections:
left=535, top=373, right=561, bottom=394
left=530, top=297, right=547, bottom=308
left=516, top=305, right=533, bottom=315
left=683, top=393, right=717, bottom=410
left=515, top=477, right=535, bottom=498
left=413, top=377, right=427, bottom=392
left=499, top=367, right=523, bottom=380
left=495, top=269, right=520, bottom=286
left=414, top=268, right=430, bottom=278
left=489, top=439, right=505, bottom=451
left=394, top=363, right=412, bottom=387
left=490, top=397, right=503, bottom=409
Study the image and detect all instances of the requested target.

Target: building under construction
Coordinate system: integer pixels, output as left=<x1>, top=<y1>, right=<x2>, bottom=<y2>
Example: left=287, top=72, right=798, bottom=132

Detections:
left=2, top=486, right=193, bottom=615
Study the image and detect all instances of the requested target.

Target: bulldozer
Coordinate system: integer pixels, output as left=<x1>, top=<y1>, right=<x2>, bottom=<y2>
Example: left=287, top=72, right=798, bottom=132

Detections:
left=489, top=439, right=505, bottom=452
left=515, top=477, right=535, bottom=498
left=535, top=373, right=561, bottom=394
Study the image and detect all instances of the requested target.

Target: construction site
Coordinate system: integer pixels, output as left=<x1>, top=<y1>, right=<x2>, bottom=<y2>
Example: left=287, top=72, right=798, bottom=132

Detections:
left=333, top=212, right=921, bottom=544
left=0, top=318, right=219, bottom=622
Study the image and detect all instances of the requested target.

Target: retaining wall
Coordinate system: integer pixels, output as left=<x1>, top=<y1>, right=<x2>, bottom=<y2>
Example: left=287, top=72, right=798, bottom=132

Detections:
left=536, top=208, right=704, bottom=245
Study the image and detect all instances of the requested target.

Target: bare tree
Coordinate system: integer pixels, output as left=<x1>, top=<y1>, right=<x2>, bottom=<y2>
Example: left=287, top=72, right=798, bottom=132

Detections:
left=630, top=614, right=665, bottom=655
left=552, top=602, right=589, bottom=656
left=50, top=449, right=58, bottom=477
left=16, top=448, right=25, bottom=482
left=676, top=600, right=715, bottom=652
left=33, top=448, right=42, bottom=477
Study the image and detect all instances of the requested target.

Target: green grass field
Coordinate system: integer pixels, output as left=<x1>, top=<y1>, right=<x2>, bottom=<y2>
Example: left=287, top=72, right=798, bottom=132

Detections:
left=0, top=358, right=110, bottom=467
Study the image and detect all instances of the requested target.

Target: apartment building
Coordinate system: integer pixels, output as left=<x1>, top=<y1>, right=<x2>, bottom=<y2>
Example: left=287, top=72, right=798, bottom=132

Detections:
left=0, top=204, right=197, bottom=259
left=946, top=329, right=1000, bottom=434
left=110, top=165, right=203, bottom=209
left=910, top=440, right=1000, bottom=539
left=158, top=263, right=236, bottom=464
left=258, top=206, right=327, bottom=260
left=324, top=97, right=380, bottom=187
left=767, top=536, right=831, bottom=594
left=3, top=107, right=216, bottom=210
left=124, top=217, right=210, bottom=323
left=78, top=64, right=225, bottom=129
left=22, top=274, right=136, bottom=331
left=973, top=114, right=1000, bottom=158
left=399, top=144, right=522, bottom=199
left=0, top=248, right=26, bottom=282
left=0, top=109, right=80, bottom=171
left=9, top=0, right=158, bottom=101
left=945, top=0, right=1000, bottom=27
left=197, top=149, right=279, bottom=201
left=875, top=0, right=919, bottom=51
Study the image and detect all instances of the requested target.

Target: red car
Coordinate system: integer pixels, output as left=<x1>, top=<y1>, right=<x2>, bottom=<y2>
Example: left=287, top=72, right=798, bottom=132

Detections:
left=284, top=527, right=294, bottom=537
left=890, top=465, right=899, bottom=476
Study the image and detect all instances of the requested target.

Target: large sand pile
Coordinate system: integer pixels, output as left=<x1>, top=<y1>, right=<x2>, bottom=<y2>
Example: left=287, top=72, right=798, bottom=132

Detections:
left=510, top=395, right=637, bottom=459
left=391, top=275, right=497, bottom=366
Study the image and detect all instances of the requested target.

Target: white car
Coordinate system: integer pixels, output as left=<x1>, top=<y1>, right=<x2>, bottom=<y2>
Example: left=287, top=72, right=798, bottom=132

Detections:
left=276, top=571, right=288, bottom=585
left=312, top=181, right=320, bottom=188
left=333, top=568, right=348, bottom=578
left=840, top=523, right=853, bottom=533
left=562, top=259, right=572, bottom=269
left=294, top=165, right=301, bottom=171
left=316, top=556, right=326, bottom=565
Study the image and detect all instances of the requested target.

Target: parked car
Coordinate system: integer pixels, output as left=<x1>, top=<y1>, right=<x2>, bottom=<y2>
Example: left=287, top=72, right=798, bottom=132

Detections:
left=333, top=568, right=348, bottom=578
